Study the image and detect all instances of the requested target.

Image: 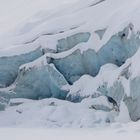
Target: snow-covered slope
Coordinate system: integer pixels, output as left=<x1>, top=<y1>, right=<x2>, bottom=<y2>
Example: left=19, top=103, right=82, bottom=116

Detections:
left=0, top=0, right=79, bottom=34
left=1, top=0, right=140, bottom=127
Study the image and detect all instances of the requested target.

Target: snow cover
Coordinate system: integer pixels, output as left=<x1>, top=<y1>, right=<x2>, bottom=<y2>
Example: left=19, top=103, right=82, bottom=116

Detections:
left=0, top=98, right=116, bottom=127
left=0, top=0, right=79, bottom=34
left=1, top=127, right=140, bottom=140
left=0, top=98, right=140, bottom=140
left=1, top=0, right=140, bottom=56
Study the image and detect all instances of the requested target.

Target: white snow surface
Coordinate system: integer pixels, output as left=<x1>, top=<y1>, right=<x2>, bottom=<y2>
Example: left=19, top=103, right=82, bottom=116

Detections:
left=0, top=0, right=79, bottom=34
left=1, top=126, right=140, bottom=140
left=0, top=98, right=117, bottom=128
left=0, top=98, right=140, bottom=139
left=1, top=0, right=140, bottom=56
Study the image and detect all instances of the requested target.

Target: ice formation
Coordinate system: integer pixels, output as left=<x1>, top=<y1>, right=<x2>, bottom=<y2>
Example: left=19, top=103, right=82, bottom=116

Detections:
left=1, top=0, right=140, bottom=124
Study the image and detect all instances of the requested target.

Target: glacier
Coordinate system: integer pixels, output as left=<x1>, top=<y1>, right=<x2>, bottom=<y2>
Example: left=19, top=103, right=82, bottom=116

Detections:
left=1, top=0, right=140, bottom=126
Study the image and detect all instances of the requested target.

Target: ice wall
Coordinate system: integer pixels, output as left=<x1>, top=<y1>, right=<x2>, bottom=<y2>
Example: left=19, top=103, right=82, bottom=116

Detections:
left=0, top=92, right=10, bottom=110
left=10, top=64, right=68, bottom=100
left=57, top=32, right=91, bottom=52
left=0, top=48, right=43, bottom=87
left=51, top=26, right=140, bottom=84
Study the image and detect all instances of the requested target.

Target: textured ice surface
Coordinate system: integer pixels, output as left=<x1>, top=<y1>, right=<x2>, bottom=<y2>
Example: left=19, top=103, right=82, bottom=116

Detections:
left=57, top=32, right=91, bottom=52
left=0, top=92, right=10, bottom=111
left=0, top=48, right=43, bottom=87
left=124, top=76, right=140, bottom=121
left=52, top=49, right=100, bottom=84
left=51, top=26, right=140, bottom=84
left=10, top=64, right=68, bottom=100
left=64, top=51, right=140, bottom=122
